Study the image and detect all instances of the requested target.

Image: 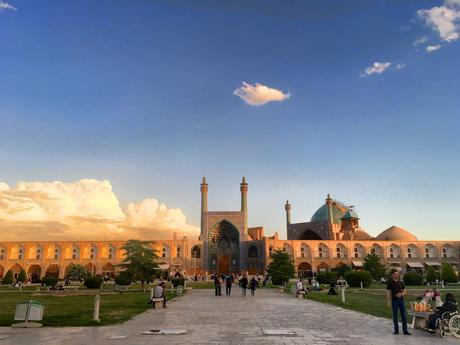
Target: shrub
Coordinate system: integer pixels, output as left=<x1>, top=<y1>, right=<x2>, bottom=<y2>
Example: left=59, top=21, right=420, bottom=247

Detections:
left=316, top=271, right=337, bottom=285
left=84, top=276, right=103, bottom=289
left=17, top=269, right=27, bottom=283
left=440, top=263, right=458, bottom=283
left=172, top=276, right=185, bottom=287
left=115, top=272, right=132, bottom=286
left=403, top=271, right=423, bottom=286
left=1, top=270, right=14, bottom=285
left=344, top=270, right=372, bottom=288
left=43, top=276, right=58, bottom=287
left=426, top=266, right=439, bottom=283
left=65, top=264, right=88, bottom=281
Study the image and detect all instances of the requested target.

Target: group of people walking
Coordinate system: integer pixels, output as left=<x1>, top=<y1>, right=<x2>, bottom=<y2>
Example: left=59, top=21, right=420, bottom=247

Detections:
left=213, top=273, right=259, bottom=297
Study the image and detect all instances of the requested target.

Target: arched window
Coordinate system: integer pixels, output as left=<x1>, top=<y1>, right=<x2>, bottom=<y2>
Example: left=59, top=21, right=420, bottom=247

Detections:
left=90, top=245, right=97, bottom=259
left=162, top=245, right=170, bottom=258
left=354, top=244, right=365, bottom=258
left=191, top=245, right=201, bottom=259
left=18, top=247, right=24, bottom=260
left=336, top=244, right=346, bottom=258
left=406, top=245, right=418, bottom=259
left=318, top=244, right=329, bottom=258
left=72, top=245, right=79, bottom=259
left=36, top=246, right=42, bottom=260
left=176, top=245, right=181, bottom=258
left=300, top=246, right=307, bottom=258
left=0, top=247, right=5, bottom=260
left=248, top=245, right=258, bottom=258
left=268, top=246, right=274, bottom=257
left=283, top=244, right=292, bottom=255
left=388, top=245, right=401, bottom=259
left=108, top=245, right=115, bottom=259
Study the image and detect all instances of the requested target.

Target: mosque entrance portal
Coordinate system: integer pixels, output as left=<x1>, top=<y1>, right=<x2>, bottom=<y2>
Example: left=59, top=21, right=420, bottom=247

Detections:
left=208, top=220, right=240, bottom=273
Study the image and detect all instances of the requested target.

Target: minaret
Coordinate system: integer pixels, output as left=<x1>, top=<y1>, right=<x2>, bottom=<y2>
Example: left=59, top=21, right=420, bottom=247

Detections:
left=240, top=176, right=248, bottom=236
left=200, top=177, right=208, bottom=239
left=284, top=200, right=291, bottom=231
left=325, top=193, right=334, bottom=238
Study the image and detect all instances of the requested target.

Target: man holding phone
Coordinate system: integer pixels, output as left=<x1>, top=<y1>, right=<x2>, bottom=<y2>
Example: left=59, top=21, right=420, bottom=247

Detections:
left=386, top=269, right=411, bottom=335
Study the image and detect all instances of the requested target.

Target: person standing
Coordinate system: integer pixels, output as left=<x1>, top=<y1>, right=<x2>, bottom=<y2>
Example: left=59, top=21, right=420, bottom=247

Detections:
left=249, top=276, right=257, bottom=296
left=214, top=274, right=222, bottom=296
left=240, top=274, right=248, bottom=296
left=386, top=269, right=410, bottom=335
left=225, top=274, right=232, bottom=296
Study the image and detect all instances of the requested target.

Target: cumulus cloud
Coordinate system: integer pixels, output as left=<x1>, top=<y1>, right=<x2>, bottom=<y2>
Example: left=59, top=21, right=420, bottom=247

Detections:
left=0, top=1, right=17, bottom=11
left=0, top=179, right=199, bottom=241
left=233, top=82, right=290, bottom=106
left=417, top=0, right=460, bottom=42
left=426, top=44, right=442, bottom=52
left=361, top=62, right=392, bottom=77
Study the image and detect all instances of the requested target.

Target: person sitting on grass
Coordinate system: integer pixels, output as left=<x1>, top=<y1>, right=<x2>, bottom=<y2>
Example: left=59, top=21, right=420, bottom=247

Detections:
left=427, top=293, right=457, bottom=332
left=327, top=282, right=338, bottom=295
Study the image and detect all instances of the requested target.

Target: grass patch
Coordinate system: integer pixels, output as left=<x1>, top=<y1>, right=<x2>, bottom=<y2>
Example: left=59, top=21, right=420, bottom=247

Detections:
left=306, top=288, right=460, bottom=319
left=0, top=290, right=176, bottom=327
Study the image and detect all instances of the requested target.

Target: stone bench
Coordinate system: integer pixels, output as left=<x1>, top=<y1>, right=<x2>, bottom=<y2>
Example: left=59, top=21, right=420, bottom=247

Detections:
left=150, top=297, right=165, bottom=307
left=407, top=310, right=434, bottom=329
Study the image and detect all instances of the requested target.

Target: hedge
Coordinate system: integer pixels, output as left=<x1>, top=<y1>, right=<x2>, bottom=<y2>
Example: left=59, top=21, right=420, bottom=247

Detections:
left=403, top=271, right=423, bottom=286
left=84, top=276, right=103, bottom=289
left=316, top=271, right=337, bottom=285
left=344, top=270, right=372, bottom=288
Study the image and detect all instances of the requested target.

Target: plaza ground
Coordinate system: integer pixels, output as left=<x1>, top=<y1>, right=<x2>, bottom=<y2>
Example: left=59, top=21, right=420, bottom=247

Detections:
left=0, top=288, right=458, bottom=345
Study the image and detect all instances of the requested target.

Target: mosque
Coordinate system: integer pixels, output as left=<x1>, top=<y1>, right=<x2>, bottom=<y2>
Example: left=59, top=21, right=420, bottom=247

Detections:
left=0, top=177, right=459, bottom=282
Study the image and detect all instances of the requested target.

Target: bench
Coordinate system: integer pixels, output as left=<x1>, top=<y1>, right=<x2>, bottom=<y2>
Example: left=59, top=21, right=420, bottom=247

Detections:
left=297, top=291, right=306, bottom=299
left=407, top=310, right=434, bottom=329
left=150, top=297, right=165, bottom=308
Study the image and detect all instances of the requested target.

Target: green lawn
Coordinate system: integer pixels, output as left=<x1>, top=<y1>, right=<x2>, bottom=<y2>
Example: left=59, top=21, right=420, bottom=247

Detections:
left=0, top=290, right=176, bottom=327
left=305, top=288, right=460, bottom=319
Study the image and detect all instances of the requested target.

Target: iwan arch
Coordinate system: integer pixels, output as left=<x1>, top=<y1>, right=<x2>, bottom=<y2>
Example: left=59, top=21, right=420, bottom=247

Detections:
left=0, top=177, right=459, bottom=281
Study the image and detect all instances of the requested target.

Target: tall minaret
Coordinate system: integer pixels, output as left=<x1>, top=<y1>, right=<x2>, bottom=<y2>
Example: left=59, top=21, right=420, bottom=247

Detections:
left=240, top=176, right=248, bottom=236
left=325, top=193, right=334, bottom=239
left=200, top=177, right=208, bottom=239
left=284, top=200, right=291, bottom=231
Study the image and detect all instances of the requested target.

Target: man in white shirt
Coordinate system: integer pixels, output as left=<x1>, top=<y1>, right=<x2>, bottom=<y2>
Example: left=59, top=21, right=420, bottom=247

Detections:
left=153, top=282, right=167, bottom=308
left=296, top=280, right=303, bottom=297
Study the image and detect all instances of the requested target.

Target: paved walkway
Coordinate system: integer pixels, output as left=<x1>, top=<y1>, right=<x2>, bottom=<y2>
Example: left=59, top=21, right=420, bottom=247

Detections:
left=0, top=288, right=456, bottom=345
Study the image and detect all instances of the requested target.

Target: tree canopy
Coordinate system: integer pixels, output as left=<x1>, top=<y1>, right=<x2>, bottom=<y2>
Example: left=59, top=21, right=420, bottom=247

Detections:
left=363, top=253, right=385, bottom=279
left=266, top=249, right=295, bottom=285
left=65, top=263, right=88, bottom=281
left=118, top=240, right=159, bottom=291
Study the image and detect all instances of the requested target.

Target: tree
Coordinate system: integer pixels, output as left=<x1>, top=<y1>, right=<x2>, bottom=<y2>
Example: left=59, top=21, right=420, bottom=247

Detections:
left=17, top=269, right=27, bottom=283
left=440, top=263, right=458, bottom=283
left=266, top=249, right=295, bottom=285
left=118, top=240, right=159, bottom=292
left=65, top=263, right=88, bottom=281
left=2, top=270, right=14, bottom=285
left=331, top=263, right=352, bottom=277
left=426, top=266, right=438, bottom=283
left=344, top=270, right=372, bottom=288
left=363, top=253, right=385, bottom=280
left=403, top=271, right=423, bottom=286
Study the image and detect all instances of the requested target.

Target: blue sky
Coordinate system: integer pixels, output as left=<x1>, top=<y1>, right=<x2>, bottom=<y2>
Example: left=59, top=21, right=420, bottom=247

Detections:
left=0, top=0, right=459, bottom=240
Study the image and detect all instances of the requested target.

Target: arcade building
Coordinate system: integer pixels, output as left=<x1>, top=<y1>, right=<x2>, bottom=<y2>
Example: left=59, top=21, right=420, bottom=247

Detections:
left=0, top=177, right=459, bottom=282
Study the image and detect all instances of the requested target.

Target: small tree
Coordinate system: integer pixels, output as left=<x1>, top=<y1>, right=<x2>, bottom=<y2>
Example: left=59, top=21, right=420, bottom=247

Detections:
left=331, top=263, right=352, bottom=278
left=426, top=266, right=439, bottom=283
left=440, top=263, right=458, bottom=283
left=403, top=271, right=423, bottom=286
left=118, top=240, right=159, bottom=292
left=266, top=249, right=295, bottom=285
left=363, top=253, right=385, bottom=280
left=65, top=263, right=88, bottom=281
left=17, top=269, right=27, bottom=283
left=2, top=270, right=14, bottom=285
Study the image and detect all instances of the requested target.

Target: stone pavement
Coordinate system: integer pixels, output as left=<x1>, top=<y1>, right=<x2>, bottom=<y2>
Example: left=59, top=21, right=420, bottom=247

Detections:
left=0, top=288, right=456, bottom=345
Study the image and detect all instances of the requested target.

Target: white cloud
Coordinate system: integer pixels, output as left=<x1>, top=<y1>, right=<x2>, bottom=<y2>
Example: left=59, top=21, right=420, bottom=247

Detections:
left=233, top=82, right=290, bottom=106
left=426, top=44, right=442, bottom=52
left=413, top=36, right=428, bottom=46
left=361, top=62, right=392, bottom=77
left=0, top=1, right=17, bottom=11
left=0, top=179, right=199, bottom=240
left=417, top=0, right=460, bottom=42
left=395, top=63, right=405, bottom=70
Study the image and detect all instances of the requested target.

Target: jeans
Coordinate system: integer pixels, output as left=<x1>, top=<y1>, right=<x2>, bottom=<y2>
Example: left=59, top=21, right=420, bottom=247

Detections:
left=226, top=285, right=231, bottom=296
left=215, top=285, right=221, bottom=296
left=242, top=287, right=246, bottom=296
left=391, top=298, right=408, bottom=333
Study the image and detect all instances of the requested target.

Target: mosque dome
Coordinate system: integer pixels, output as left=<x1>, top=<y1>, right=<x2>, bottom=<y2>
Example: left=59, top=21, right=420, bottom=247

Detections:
left=353, top=229, right=374, bottom=240
left=310, top=198, right=349, bottom=224
left=376, top=226, right=418, bottom=241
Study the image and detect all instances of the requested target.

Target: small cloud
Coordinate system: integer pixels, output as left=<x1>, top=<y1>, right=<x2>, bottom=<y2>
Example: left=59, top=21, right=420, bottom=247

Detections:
left=0, top=1, right=17, bottom=11
left=361, top=62, right=406, bottom=77
left=417, top=0, right=460, bottom=42
left=413, top=36, right=428, bottom=46
left=233, top=82, right=290, bottom=106
left=426, top=44, right=442, bottom=52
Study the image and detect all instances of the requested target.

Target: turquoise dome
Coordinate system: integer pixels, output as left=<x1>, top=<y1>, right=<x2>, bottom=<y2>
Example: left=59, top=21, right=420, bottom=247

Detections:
left=310, top=200, right=349, bottom=224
